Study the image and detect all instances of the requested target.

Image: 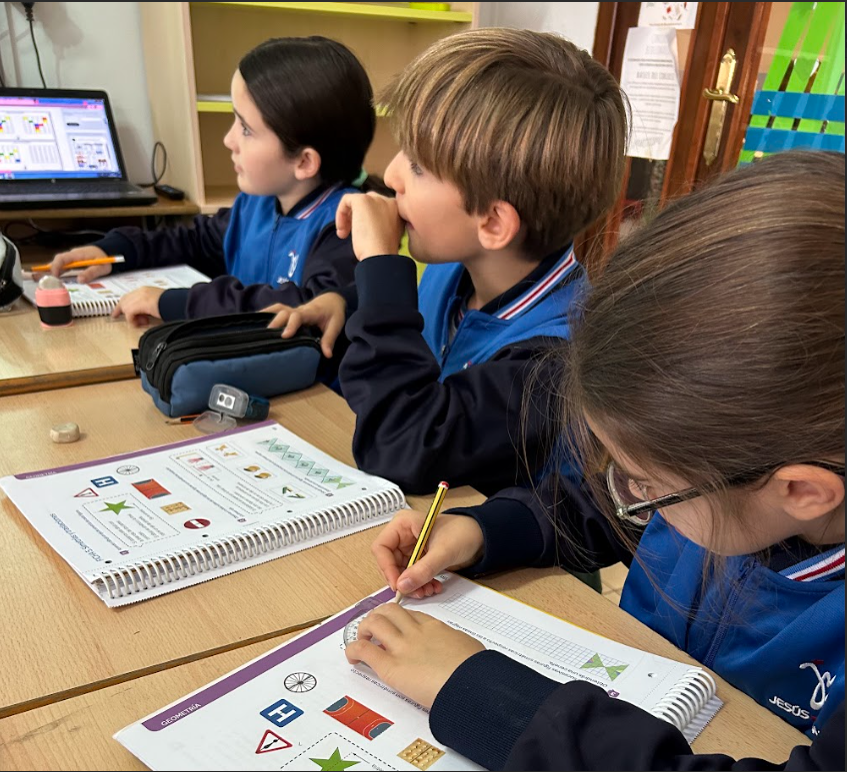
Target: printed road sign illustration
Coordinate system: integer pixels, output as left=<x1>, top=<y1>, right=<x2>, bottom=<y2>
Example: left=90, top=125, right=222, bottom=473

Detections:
left=255, top=729, right=292, bottom=754
left=260, top=697, right=303, bottom=728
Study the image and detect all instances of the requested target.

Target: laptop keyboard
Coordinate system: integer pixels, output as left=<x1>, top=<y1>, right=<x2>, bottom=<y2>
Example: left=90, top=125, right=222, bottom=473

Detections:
left=1, top=180, right=138, bottom=195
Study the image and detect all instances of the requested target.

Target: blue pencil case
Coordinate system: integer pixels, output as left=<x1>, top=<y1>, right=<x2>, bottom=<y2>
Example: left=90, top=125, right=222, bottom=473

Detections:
left=133, top=312, right=322, bottom=418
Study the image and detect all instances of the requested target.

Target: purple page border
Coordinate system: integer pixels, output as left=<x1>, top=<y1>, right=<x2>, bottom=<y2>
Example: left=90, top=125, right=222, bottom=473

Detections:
left=142, top=587, right=395, bottom=731
left=14, top=420, right=277, bottom=479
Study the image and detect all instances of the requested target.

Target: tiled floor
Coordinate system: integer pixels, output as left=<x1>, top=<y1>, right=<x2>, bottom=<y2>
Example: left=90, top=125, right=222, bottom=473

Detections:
left=600, top=562, right=629, bottom=605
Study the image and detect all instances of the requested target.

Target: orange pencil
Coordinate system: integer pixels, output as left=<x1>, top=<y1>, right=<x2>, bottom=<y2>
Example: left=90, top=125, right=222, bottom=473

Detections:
left=30, top=255, right=125, bottom=272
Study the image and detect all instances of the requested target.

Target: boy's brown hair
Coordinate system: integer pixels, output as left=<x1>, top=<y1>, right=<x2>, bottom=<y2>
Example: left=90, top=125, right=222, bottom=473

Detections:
left=381, top=28, right=627, bottom=254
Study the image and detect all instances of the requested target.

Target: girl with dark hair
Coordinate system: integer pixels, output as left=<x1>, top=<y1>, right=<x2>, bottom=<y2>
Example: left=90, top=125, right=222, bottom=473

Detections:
left=347, top=151, right=845, bottom=770
left=50, top=36, right=375, bottom=326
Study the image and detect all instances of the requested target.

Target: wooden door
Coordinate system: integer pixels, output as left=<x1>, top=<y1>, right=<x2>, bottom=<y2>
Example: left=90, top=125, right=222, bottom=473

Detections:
left=582, top=2, right=845, bottom=271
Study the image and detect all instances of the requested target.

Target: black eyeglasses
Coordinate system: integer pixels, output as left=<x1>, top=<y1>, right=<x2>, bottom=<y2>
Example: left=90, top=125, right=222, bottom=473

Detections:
left=606, top=460, right=846, bottom=527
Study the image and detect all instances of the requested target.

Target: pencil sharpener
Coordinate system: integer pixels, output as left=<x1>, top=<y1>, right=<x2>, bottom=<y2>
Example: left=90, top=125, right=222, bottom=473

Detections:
left=193, top=384, right=270, bottom=434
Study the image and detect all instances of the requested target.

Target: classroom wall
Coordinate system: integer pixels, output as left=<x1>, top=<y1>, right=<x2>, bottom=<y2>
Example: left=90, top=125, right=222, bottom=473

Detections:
left=479, top=2, right=600, bottom=53
left=0, top=2, right=600, bottom=186
left=0, top=1, right=155, bottom=183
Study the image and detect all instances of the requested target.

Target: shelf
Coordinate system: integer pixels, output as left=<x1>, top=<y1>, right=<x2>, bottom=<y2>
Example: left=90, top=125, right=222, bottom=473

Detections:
left=197, top=99, right=390, bottom=117
left=0, top=195, right=200, bottom=221
left=199, top=2, right=473, bottom=23
left=201, top=185, right=239, bottom=214
left=197, top=100, right=235, bottom=113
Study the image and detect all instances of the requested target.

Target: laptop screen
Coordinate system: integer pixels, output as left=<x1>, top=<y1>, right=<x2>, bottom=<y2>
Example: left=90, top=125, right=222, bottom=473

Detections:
left=0, top=94, right=123, bottom=180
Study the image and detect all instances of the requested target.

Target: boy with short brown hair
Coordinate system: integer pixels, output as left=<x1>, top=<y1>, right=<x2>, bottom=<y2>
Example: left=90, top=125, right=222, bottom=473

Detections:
left=270, top=28, right=627, bottom=495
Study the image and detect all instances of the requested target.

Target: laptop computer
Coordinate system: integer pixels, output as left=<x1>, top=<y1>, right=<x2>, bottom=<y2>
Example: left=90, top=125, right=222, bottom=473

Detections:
left=0, top=88, right=157, bottom=209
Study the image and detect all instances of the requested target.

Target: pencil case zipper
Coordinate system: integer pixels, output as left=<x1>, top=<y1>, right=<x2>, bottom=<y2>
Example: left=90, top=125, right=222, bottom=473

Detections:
left=136, top=314, right=321, bottom=402
left=139, top=312, right=278, bottom=369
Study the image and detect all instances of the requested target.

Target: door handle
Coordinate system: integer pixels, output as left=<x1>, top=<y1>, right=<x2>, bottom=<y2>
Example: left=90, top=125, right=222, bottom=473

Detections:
left=703, top=88, right=739, bottom=104
left=702, top=49, right=739, bottom=165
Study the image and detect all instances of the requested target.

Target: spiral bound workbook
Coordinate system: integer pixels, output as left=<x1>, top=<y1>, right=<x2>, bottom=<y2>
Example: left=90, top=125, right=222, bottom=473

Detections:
left=115, top=574, right=722, bottom=771
left=0, top=422, right=405, bottom=607
left=22, top=264, right=210, bottom=317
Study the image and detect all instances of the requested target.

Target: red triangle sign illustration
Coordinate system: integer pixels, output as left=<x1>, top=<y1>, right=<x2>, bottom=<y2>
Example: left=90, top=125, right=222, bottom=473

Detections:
left=74, top=487, right=98, bottom=498
left=255, top=729, right=292, bottom=754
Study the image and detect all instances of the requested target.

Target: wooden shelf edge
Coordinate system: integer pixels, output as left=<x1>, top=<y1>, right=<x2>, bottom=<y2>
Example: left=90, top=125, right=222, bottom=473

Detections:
left=198, top=100, right=389, bottom=117
left=196, top=101, right=235, bottom=113
left=201, top=186, right=238, bottom=213
left=196, top=1, right=473, bottom=23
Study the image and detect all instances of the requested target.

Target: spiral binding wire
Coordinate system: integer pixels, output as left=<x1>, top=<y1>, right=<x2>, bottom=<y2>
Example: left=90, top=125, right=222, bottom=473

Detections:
left=72, top=296, right=120, bottom=318
left=93, top=488, right=404, bottom=600
left=651, top=670, right=717, bottom=731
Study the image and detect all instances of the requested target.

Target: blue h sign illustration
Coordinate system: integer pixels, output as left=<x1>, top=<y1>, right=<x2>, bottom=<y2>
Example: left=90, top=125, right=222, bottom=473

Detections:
left=260, top=698, right=303, bottom=728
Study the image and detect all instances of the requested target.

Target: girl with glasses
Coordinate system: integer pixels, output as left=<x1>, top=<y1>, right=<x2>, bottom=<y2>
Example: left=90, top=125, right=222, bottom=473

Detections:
left=348, top=151, right=845, bottom=770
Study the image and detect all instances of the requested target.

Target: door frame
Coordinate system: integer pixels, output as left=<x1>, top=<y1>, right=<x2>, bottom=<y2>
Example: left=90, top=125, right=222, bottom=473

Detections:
left=580, top=2, right=773, bottom=270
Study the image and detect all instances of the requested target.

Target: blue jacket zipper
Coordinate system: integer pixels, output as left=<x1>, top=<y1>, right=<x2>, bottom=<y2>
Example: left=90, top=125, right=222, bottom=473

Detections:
left=267, top=213, right=281, bottom=281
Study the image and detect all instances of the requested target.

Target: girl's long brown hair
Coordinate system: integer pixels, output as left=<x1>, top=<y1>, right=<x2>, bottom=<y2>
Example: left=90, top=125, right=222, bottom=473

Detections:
left=561, top=150, right=845, bottom=562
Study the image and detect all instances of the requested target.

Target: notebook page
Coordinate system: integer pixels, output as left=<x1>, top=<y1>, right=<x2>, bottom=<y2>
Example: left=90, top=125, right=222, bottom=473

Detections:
left=115, top=574, right=721, bottom=770
left=21, top=265, right=210, bottom=316
left=0, top=422, right=404, bottom=606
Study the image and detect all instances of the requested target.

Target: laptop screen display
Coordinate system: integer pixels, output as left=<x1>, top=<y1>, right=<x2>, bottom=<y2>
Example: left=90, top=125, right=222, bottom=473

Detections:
left=0, top=95, right=122, bottom=180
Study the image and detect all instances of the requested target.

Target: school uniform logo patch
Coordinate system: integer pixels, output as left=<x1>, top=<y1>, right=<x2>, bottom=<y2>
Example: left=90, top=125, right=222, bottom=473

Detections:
left=800, top=659, right=835, bottom=710
left=287, top=250, right=299, bottom=279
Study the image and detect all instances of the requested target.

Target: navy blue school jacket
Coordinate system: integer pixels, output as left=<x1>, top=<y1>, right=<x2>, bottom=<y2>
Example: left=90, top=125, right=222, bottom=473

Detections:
left=92, top=185, right=357, bottom=320
left=429, top=478, right=845, bottom=770
left=338, top=246, right=585, bottom=495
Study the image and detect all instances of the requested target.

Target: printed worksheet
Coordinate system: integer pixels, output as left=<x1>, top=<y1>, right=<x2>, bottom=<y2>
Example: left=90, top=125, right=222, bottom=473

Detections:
left=21, top=265, right=210, bottom=317
left=0, top=422, right=404, bottom=605
left=116, top=574, right=721, bottom=770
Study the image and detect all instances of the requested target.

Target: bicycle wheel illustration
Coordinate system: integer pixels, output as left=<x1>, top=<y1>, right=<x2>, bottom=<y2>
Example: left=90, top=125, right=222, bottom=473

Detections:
left=284, top=672, right=317, bottom=693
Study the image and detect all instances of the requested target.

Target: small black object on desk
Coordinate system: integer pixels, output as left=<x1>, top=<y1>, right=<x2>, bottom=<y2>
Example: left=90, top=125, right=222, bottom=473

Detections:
left=154, top=184, right=186, bottom=201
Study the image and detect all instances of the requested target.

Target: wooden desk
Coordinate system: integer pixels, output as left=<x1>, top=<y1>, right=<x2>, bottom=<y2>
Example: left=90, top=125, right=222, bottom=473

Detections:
left=0, top=194, right=201, bottom=265
left=0, top=380, right=484, bottom=717
left=0, top=304, right=143, bottom=396
left=0, top=570, right=808, bottom=770
left=0, top=194, right=200, bottom=221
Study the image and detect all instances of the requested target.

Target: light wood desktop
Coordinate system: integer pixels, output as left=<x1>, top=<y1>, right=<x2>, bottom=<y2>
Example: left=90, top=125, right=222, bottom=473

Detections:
left=0, top=569, right=808, bottom=770
left=0, top=379, right=484, bottom=718
left=0, top=195, right=202, bottom=397
left=0, top=303, right=143, bottom=396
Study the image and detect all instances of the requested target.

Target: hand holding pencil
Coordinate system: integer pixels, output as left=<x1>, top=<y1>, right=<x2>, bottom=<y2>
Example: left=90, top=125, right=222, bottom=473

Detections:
left=348, top=481, right=487, bottom=708
left=47, top=246, right=124, bottom=284
left=394, top=481, right=449, bottom=604
left=372, top=484, right=485, bottom=601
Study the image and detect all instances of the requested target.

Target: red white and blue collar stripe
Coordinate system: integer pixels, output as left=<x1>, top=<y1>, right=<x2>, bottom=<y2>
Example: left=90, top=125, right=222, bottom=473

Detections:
left=496, top=245, right=577, bottom=321
left=781, top=545, right=845, bottom=582
left=295, top=184, right=342, bottom=220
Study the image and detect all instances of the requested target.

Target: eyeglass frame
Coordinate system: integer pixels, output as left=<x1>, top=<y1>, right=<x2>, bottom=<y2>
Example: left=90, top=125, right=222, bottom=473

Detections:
left=606, top=460, right=847, bottom=527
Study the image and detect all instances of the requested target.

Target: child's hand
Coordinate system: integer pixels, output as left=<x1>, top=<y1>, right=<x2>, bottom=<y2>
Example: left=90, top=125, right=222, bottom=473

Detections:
left=345, top=603, right=485, bottom=709
left=372, top=510, right=484, bottom=599
left=263, top=292, right=346, bottom=358
left=112, top=286, right=165, bottom=326
left=50, top=246, right=111, bottom=283
left=336, top=192, right=404, bottom=261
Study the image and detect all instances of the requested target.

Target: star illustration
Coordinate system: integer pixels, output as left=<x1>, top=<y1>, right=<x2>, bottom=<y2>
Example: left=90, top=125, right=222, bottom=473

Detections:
left=100, top=500, right=132, bottom=515
left=309, top=747, right=359, bottom=771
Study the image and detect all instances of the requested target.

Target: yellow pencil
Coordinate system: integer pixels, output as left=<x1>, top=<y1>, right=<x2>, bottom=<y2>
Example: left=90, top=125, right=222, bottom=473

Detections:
left=30, top=255, right=125, bottom=272
left=394, top=481, right=449, bottom=604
